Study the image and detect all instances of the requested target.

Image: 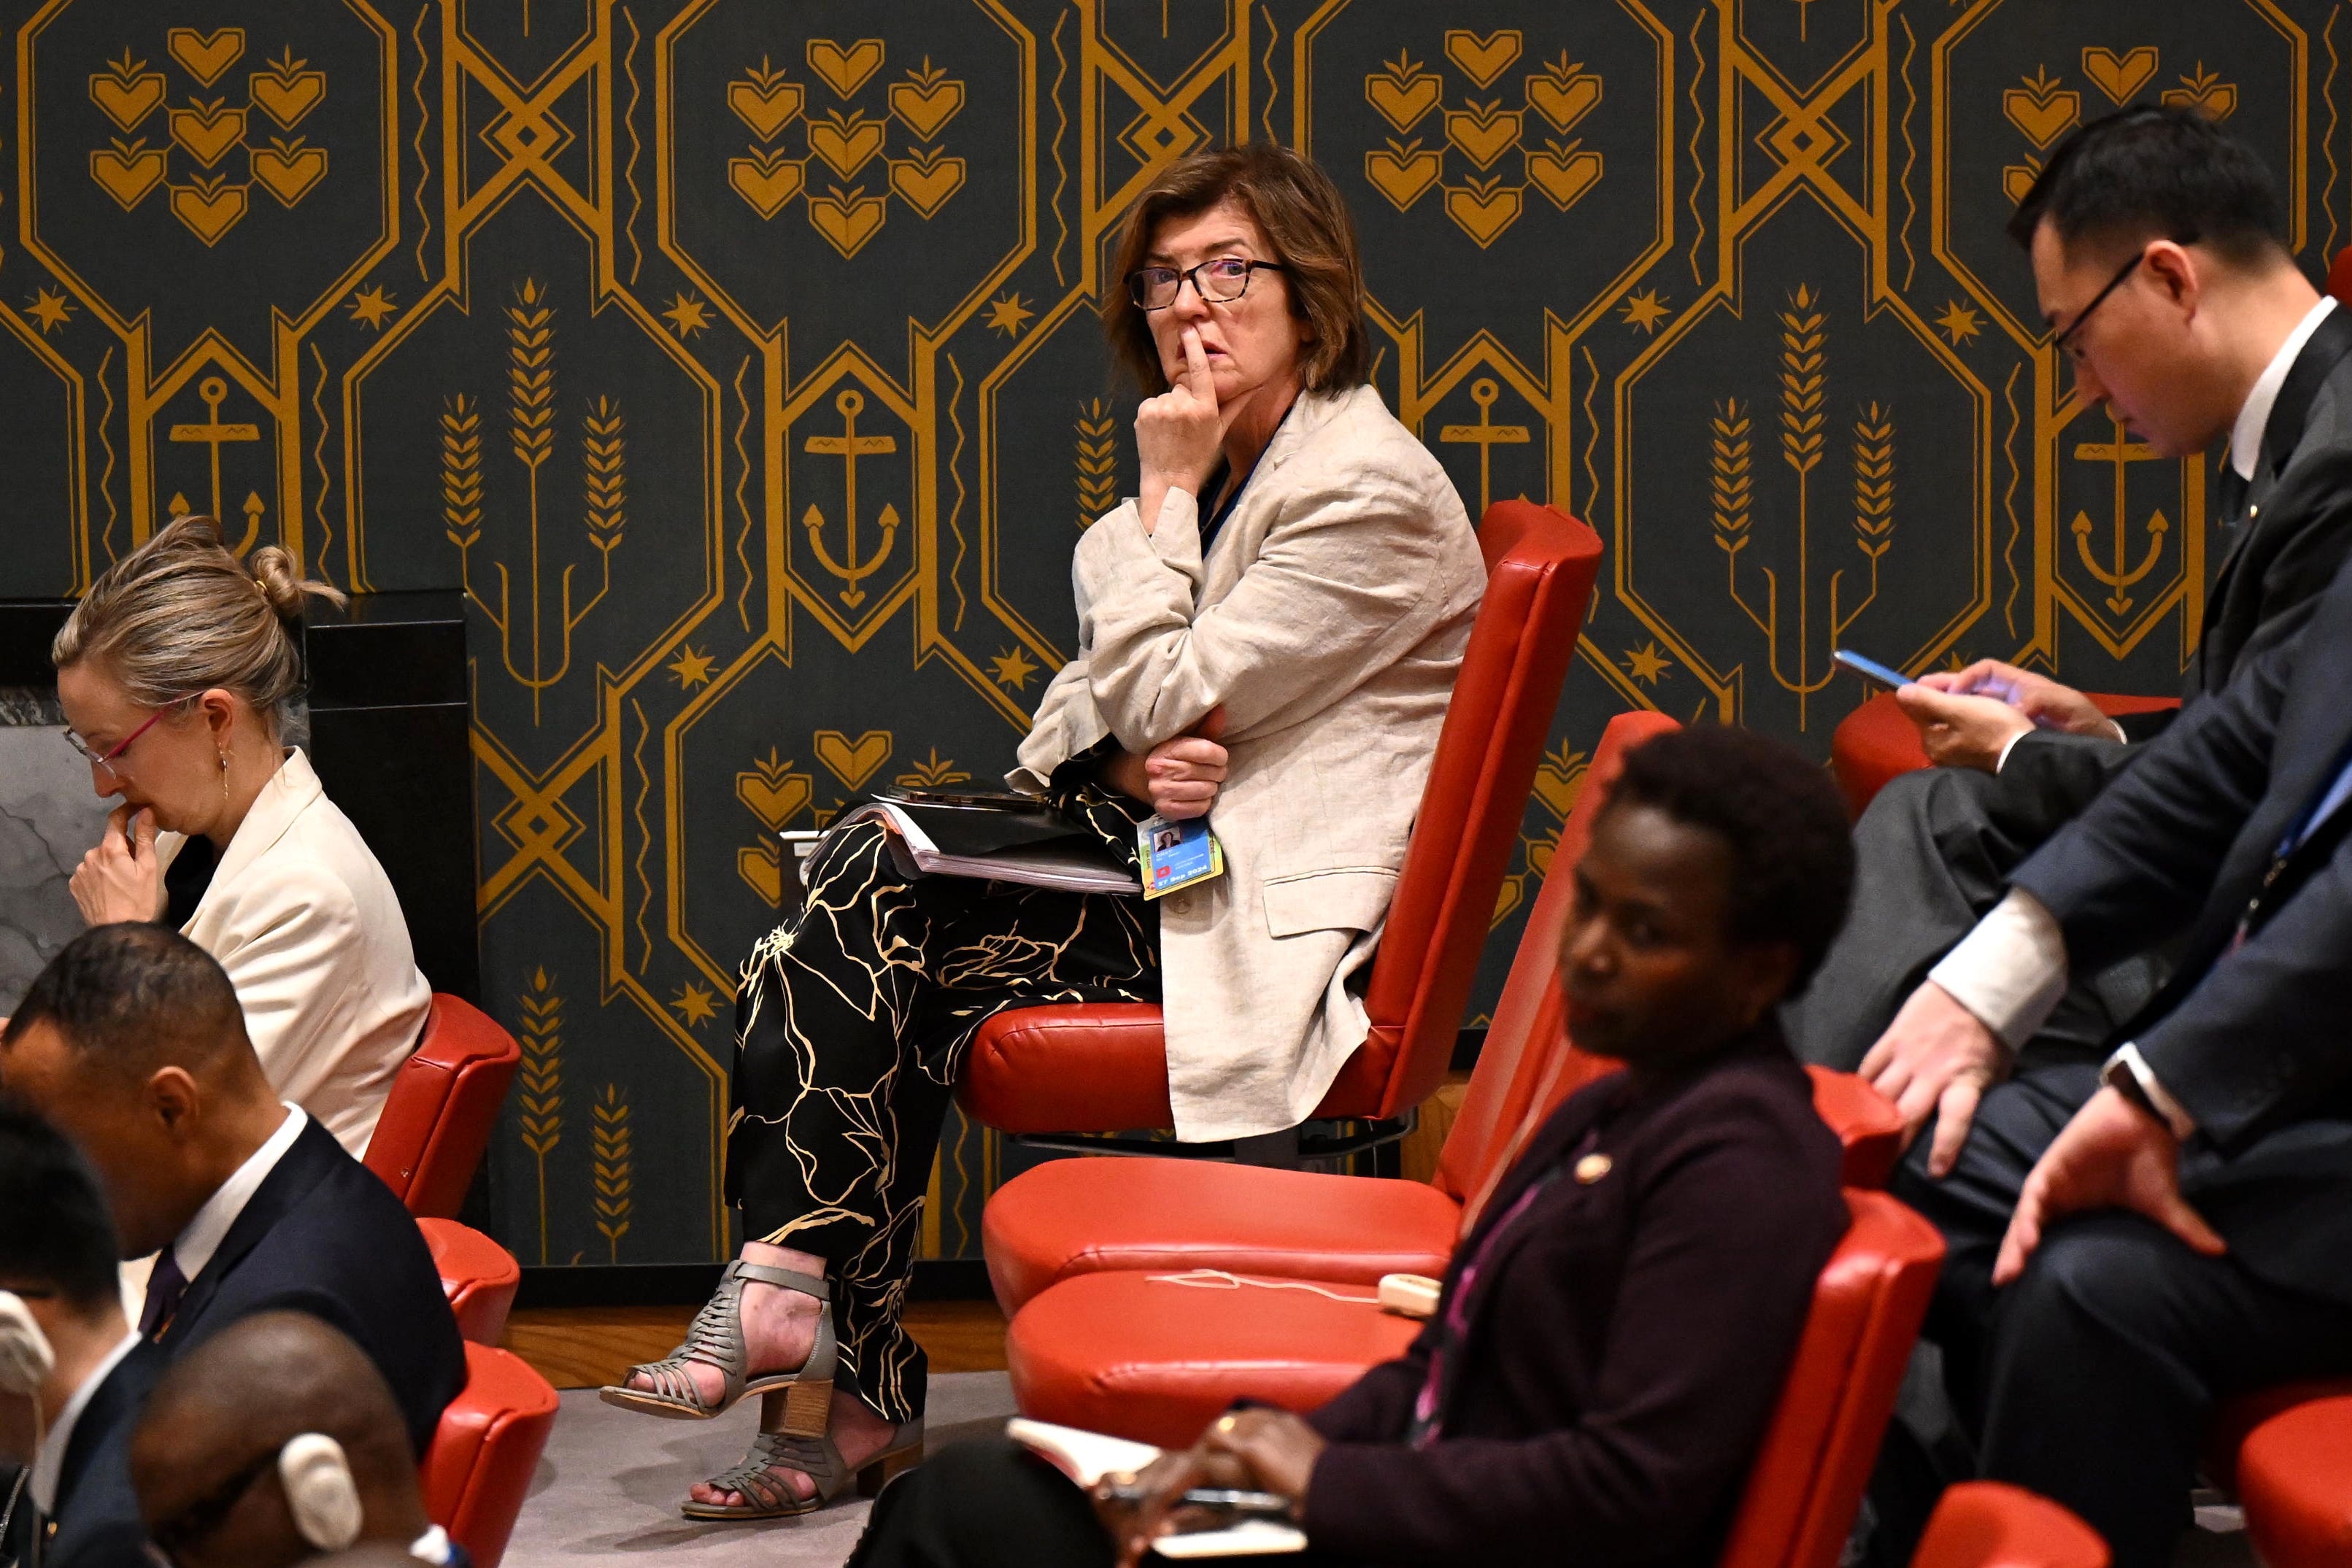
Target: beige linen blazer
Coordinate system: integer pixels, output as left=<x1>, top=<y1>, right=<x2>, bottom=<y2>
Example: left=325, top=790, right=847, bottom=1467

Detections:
left=160, top=750, right=430, bottom=1154
left=1011, top=383, right=1483, bottom=1140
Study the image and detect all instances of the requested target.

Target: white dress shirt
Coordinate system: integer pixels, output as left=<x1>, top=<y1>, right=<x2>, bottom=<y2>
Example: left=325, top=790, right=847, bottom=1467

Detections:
left=1927, top=301, right=2340, bottom=1127
left=169, top=1103, right=308, bottom=1283
left=27, top=1328, right=141, bottom=1512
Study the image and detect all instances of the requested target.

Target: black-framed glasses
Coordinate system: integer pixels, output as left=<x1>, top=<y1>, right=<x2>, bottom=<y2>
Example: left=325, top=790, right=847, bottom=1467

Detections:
left=1127, top=258, right=1285, bottom=311
left=2051, top=236, right=2191, bottom=363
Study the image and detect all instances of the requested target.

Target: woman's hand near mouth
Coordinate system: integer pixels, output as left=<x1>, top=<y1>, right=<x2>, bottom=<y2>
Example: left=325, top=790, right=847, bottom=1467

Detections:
left=1135, top=327, right=1233, bottom=533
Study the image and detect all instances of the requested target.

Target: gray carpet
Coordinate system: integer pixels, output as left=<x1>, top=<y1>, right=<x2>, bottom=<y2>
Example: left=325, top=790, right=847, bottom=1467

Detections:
left=504, top=1372, right=1018, bottom=1567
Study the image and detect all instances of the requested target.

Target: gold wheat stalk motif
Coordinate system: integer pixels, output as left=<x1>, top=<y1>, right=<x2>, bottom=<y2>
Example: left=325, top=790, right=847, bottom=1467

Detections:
left=516, top=968, right=563, bottom=1264
left=1074, top=398, right=1118, bottom=528
left=574, top=394, right=626, bottom=627
left=593, top=1084, right=633, bottom=1263
left=1824, top=399, right=1897, bottom=664
left=501, top=278, right=564, bottom=722
left=439, top=395, right=498, bottom=632
left=1774, top=285, right=1839, bottom=726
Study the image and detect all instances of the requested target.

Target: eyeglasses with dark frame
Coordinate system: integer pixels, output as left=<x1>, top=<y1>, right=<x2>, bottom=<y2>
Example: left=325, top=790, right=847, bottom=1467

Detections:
left=2051, top=233, right=2197, bottom=364
left=1127, top=258, right=1286, bottom=312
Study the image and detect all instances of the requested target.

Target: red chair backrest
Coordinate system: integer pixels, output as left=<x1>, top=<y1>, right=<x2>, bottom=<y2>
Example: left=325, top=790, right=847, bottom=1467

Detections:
left=1806, top=1067, right=1904, bottom=1189
left=420, top=1217, right=522, bottom=1346
left=1319, top=501, right=1603, bottom=1121
left=2330, top=245, right=2352, bottom=306
left=1717, top=1189, right=1945, bottom=1568
left=366, top=994, right=520, bottom=1219
left=421, top=1342, right=560, bottom=1568
left=1432, top=708, right=1675, bottom=1211
left=1911, top=1483, right=2109, bottom=1568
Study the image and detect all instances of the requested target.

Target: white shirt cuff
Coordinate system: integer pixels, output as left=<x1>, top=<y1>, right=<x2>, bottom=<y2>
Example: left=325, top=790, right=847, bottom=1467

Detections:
left=1927, top=888, right=2070, bottom=1051
left=2105, top=1043, right=2198, bottom=1140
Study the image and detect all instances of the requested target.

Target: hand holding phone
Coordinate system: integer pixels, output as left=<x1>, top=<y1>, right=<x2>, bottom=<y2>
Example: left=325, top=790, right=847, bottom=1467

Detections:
left=1832, top=649, right=1912, bottom=690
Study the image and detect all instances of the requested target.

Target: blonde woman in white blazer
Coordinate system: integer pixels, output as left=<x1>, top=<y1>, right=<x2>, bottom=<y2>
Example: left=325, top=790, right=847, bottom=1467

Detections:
left=50, top=517, right=429, bottom=1156
left=604, top=144, right=1484, bottom=1523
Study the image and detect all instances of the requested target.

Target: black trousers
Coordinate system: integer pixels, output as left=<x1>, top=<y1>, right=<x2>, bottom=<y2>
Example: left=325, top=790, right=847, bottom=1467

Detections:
left=849, top=1438, right=1350, bottom=1568
left=1786, top=768, right=2159, bottom=1072
left=725, top=789, right=1157, bottom=1423
left=1883, top=1063, right=2352, bottom=1568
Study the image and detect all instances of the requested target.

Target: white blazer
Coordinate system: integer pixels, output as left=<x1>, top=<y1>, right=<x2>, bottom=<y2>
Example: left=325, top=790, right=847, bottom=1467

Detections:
left=161, top=750, right=430, bottom=1155
left=1013, top=384, right=1484, bottom=1140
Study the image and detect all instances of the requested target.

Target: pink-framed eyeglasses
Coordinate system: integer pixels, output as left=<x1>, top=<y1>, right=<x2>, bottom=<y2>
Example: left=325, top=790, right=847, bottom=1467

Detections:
left=63, top=701, right=183, bottom=781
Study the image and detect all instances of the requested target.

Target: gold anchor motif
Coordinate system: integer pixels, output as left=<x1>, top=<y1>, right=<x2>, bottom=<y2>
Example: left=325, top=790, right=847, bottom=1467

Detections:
left=802, top=388, right=899, bottom=607
left=1438, top=377, right=1530, bottom=518
left=168, top=375, right=263, bottom=545
left=2069, top=418, right=2169, bottom=615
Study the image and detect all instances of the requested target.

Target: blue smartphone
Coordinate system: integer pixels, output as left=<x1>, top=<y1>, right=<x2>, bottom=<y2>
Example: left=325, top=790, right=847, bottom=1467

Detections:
left=1832, top=649, right=1912, bottom=690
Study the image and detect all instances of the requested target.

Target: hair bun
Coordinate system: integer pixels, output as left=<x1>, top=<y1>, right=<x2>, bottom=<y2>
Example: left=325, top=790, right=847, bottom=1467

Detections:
left=247, top=544, right=348, bottom=620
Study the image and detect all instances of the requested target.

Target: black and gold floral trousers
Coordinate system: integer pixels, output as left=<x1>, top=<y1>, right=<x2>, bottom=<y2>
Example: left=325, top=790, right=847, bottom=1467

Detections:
left=723, top=786, right=1157, bottom=1423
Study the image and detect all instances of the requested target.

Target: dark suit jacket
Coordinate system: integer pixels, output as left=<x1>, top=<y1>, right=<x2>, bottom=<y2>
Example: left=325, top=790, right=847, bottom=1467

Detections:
left=1994, top=305, right=2352, bottom=838
left=158, top=1116, right=465, bottom=1455
left=1298, top=1032, right=1847, bottom=1568
left=45, top=1340, right=164, bottom=1568
left=2013, top=540, right=2352, bottom=1308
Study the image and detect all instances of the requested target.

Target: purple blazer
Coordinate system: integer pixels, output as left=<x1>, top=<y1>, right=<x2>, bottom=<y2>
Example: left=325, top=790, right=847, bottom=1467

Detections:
left=1301, top=1029, right=1846, bottom=1568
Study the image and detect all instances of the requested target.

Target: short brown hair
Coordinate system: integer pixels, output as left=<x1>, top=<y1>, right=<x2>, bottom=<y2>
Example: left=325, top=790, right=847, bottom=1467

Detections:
left=1104, top=143, right=1370, bottom=395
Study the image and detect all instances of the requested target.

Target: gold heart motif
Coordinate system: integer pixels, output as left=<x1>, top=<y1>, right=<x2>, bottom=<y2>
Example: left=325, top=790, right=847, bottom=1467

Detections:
left=730, top=77, right=803, bottom=141
left=889, top=155, right=964, bottom=217
left=2002, top=161, right=2040, bottom=207
left=2161, top=79, right=2237, bottom=123
left=1365, top=72, right=1441, bottom=133
left=1444, top=104, right=1521, bottom=171
left=90, top=71, right=166, bottom=131
left=1524, top=833, right=1557, bottom=877
left=736, top=767, right=813, bottom=830
left=250, top=142, right=327, bottom=205
left=807, top=112, right=886, bottom=179
left=1530, top=760, right=1586, bottom=819
left=809, top=188, right=887, bottom=258
left=2081, top=46, right=2158, bottom=105
left=889, top=77, right=963, bottom=139
left=2001, top=85, right=2079, bottom=148
left=250, top=69, right=326, bottom=128
left=1362, top=144, right=1441, bottom=209
left=166, top=27, right=244, bottom=87
left=807, top=38, right=884, bottom=99
left=729, top=152, right=805, bottom=218
left=1526, top=145, right=1602, bottom=210
left=1444, top=28, right=1522, bottom=88
left=813, top=728, right=892, bottom=789
left=89, top=144, right=167, bottom=208
left=737, top=843, right=784, bottom=906
left=169, top=103, right=245, bottom=167
left=1444, top=182, right=1522, bottom=247
left=170, top=181, right=247, bottom=244
left=1492, top=875, right=1523, bottom=926
left=1526, top=72, right=1600, bottom=135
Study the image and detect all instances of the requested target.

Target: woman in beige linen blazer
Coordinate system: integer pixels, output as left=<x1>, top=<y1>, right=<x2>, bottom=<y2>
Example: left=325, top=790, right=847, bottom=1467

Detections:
left=600, top=143, right=1481, bottom=1524
left=51, top=517, right=429, bottom=1156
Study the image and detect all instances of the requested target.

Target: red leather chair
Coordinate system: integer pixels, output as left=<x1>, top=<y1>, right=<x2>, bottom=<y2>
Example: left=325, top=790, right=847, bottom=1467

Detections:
left=366, top=994, right=520, bottom=1219
left=957, top=501, right=1605, bottom=1148
left=421, top=1341, right=559, bottom=1568
left=420, top=1217, right=521, bottom=1345
left=2229, top=1392, right=2352, bottom=1568
left=1003, top=1187, right=1945, bottom=1568
left=1829, top=691, right=2182, bottom=817
left=1910, top=1483, right=2108, bottom=1568
left=982, top=714, right=1905, bottom=1313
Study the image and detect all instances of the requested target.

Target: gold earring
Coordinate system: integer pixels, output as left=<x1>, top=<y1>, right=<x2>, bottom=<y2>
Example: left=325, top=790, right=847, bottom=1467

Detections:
left=220, top=747, right=231, bottom=800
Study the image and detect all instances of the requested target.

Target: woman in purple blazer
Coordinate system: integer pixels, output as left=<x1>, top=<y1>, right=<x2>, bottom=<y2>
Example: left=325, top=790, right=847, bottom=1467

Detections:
left=848, top=725, right=1856, bottom=1568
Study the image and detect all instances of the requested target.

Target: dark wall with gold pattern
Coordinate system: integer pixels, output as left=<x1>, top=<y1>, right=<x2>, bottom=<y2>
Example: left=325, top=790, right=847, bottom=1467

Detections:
left=6, top=0, right=2339, bottom=1265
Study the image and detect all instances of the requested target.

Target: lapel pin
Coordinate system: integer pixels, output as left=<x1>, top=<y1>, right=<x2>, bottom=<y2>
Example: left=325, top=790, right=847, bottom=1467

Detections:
left=1575, top=1153, right=1612, bottom=1183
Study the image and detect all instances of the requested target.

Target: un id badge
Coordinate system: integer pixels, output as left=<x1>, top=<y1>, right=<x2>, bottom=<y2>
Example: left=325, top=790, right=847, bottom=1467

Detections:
left=1138, top=814, right=1225, bottom=900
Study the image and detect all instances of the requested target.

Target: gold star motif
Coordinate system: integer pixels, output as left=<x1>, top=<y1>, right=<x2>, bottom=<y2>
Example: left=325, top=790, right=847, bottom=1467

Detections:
left=1619, top=289, right=1670, bottom=334
left=26, top=287, right=74, bottom=335
left=667, top=644, right=715, bottom=687
left=1935, top=301, right=1983, bottom=347
left=663, top=292, right=712, bottom=339
left=990, top=646, right=1039, bottom=690
left=984, top=293, right=1034, bottom=336
left=347, top=285, right=397, bottom=330
left=671, top=983, right=720, bottom=1027
left=1624, top=641, right=1674, bottom=685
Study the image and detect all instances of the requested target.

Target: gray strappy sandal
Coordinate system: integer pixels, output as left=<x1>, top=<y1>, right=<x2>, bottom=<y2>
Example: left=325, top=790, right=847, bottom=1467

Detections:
left=679, top=1415, right=925, bottom=1521
left=598, top=1260, right=838, bottom=1425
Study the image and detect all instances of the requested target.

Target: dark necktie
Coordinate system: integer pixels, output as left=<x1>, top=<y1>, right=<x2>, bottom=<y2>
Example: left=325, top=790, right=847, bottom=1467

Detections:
left=2215, top=465, right=2252, bottom=528
left=139, top=1250, right=189, bottom=1341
